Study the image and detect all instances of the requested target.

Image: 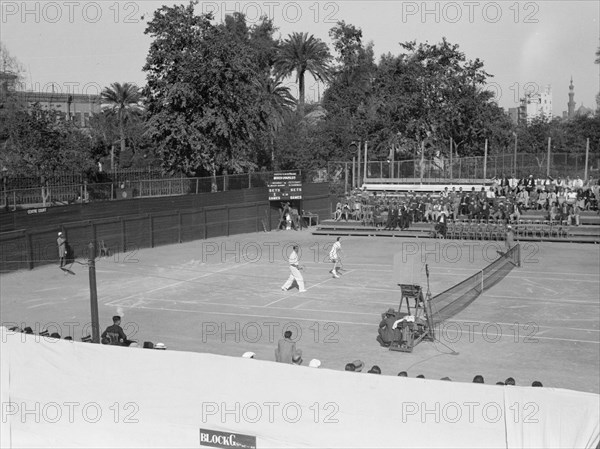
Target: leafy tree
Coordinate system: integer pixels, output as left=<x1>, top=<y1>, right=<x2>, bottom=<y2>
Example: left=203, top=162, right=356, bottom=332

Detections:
left=0, top=104, right=94, bottom=203
left=0, top=42, right=25, bottom=87
left=100, top=82, right=142, bottom=169
left=258, top=77, right=295, bottom=169
left=596, top=47, right=600, bottom=112
left=143, top=3, right=279, bottom=186
left=274, top=32, right=332, bottom=117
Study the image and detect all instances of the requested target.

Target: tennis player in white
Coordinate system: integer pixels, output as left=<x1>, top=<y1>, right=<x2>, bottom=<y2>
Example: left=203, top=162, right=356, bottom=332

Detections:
left=281, top=245, right=306, bottom=292
left=329, top=237, right=342, bottom=278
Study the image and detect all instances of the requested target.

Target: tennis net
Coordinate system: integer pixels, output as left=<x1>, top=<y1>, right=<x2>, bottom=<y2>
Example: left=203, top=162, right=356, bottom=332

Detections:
left=430, top=244, right=521, bottom=326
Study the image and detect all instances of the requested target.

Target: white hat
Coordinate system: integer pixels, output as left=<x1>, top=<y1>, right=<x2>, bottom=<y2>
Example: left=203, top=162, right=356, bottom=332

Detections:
left=242, top=351, right=255, bottom=359
left=58, top=232, right=62, bottom=236
left=155, top=343, right=166, bottom=350
left=308, top=359, right=321, bottom=368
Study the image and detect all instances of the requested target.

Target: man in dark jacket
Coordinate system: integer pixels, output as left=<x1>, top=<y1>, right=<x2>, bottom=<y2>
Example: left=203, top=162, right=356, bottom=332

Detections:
left=101, top=316, right=128, bottom=345
left=378, top=308, right=398, bottom=347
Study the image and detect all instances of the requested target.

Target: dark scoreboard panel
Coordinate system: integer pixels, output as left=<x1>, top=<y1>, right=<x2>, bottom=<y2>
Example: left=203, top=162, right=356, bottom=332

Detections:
left=268, top=171, right=303, bottom=201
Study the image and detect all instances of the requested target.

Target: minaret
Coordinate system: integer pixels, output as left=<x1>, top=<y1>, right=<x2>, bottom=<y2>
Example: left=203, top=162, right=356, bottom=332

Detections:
left=567, top=76, right=575, bottom=118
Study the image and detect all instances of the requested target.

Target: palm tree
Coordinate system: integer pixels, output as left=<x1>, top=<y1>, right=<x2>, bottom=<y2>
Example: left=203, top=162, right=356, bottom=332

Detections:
left=100, top=82, right=142, bottom=169
left=274, top=32, right=331, bottom=117
left=260, top=77, right=296, bottom=169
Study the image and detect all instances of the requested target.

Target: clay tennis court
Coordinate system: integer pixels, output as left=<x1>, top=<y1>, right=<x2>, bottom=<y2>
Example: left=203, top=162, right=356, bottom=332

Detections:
left=1, top=230, right=598, bottom=393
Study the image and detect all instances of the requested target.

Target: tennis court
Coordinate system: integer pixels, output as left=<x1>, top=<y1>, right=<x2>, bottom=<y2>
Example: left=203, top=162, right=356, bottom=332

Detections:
left=1, top=230, right=598, bottom=393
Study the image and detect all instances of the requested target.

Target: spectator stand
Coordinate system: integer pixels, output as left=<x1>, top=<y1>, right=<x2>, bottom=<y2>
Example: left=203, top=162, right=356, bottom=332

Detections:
left=315, top=180, right=600, bottom=243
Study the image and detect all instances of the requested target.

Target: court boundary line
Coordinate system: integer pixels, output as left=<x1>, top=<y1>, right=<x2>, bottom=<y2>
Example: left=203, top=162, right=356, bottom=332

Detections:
left=105, top=303, right=600, bottom=345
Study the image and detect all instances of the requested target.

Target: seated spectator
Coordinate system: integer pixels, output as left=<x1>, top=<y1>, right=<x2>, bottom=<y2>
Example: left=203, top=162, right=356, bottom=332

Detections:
left=440, top=377, right=452, bottom=381
left=569, top=203, right=581, bottom=226
left=292, top=353, right=303, bottom=365
left=368, top=365, right=381, bottom=374
left=143, top=341, right=154, bottom=349
left=549, top=202, right=559, bottom=221
left=64, top=336, right=73, bottom=341
left=472, top=375, right=485, bottom=383
left=275, top=330, right=299, bottom=364
left=352, top=360, right=364, bottom=372
left=155, top=343, right=167, bottom=350
left=505, top=377, right=516, bottom=385
left=423, top=198, right=434, bottom=222
left=397, top=371, right=408, bottom=377
left=576, top=189, right=586, bottom=210
left=416, top=374, right=425, bottom=379
left=50, top=332, right=61, bottom=339
left=101, top=315, right=129, bottom=346
left=509, top=174, right=519, bottom=193
left=308, top=359, right=321, bottom=368
left=508, top=201, right=521, bottom=223
left=432, top=200, right=441, bottom=221
left=345, top=363, right=356, bottom=372
left=242, top=351, right=256, bottom=359
left=334, top=202, right=342, bottom=221
left=378, top=308, right=398, bottom=347
left=516, top=189, right=529, bottom=209
left=532, top=381, right=543, bottom=387
left=537, top=190, right=548, bottom=210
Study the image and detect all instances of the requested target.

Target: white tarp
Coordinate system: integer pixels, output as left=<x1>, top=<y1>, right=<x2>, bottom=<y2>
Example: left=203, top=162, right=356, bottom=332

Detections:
left=1, top=327, right=598, bottom=448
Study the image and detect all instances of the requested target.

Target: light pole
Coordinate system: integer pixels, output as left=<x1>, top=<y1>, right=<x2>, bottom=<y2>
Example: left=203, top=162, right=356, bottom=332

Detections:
left=512, top=132, right=518, bottom=176
left=88, top=242, right=100, bottom=343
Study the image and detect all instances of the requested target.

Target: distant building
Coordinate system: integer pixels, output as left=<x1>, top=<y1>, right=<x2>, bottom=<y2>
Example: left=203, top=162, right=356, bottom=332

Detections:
left=567, top=77, right=576, bottom=118
left=507, top=107, right=519, bottom=125
left=520, top=85, right=552, bottom=124
left=575, top=104, right=594, bottom=117
left=561, top=77, right=595, bottom=119
left=14, top=89, right=101, bottom=128
left=0, top=73, right=101, bottom=128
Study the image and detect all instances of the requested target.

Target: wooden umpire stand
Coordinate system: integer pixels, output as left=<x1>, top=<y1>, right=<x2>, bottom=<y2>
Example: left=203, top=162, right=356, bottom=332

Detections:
left=388, top=284, right=435, bottom=353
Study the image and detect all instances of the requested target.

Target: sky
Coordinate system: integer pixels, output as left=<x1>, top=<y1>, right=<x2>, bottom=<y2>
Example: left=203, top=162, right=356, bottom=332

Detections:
left=1, top=0, right=599, bottom=114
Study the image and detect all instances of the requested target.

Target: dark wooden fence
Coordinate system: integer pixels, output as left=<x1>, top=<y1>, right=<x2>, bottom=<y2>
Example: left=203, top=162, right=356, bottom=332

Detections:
left=0, top=184, right=331, bottom=272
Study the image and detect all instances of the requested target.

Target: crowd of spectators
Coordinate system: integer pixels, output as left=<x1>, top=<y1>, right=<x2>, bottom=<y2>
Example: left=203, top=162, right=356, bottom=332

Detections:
left=7, top=317, right=167, bottom=351
left=345, top=364, right=544, bottom=386
left=333, top=174, right=599, bottom=229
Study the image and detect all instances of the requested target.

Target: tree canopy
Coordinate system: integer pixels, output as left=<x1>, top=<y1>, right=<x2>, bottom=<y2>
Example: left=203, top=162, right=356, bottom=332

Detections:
left=142, top=4, right=281, bottom=177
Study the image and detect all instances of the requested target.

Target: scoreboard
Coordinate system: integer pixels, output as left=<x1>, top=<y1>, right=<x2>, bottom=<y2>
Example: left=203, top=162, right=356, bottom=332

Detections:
left=268, top=171, right=303, bottom=201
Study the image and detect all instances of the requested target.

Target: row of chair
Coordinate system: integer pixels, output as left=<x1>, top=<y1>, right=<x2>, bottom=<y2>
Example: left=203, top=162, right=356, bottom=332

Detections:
left=445, top=220, right=571, bottom=240
left=512, top=220, right=570, bottom=238
left=446, top=221, right=507, bottom=240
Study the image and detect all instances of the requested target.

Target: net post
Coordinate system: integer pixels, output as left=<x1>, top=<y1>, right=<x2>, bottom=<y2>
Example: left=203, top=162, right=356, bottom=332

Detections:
left=480, top=269, right=484, bottom=293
